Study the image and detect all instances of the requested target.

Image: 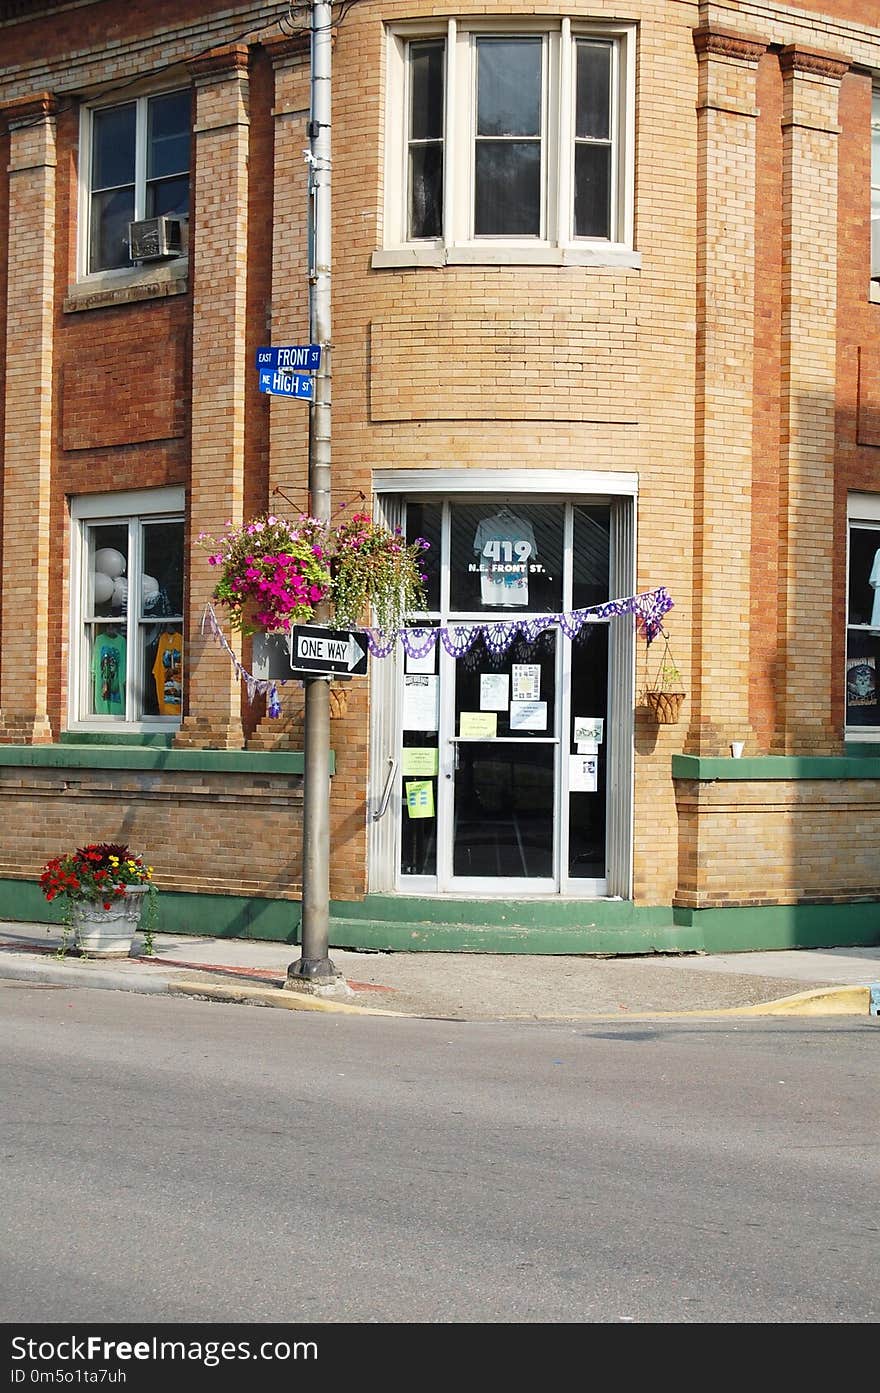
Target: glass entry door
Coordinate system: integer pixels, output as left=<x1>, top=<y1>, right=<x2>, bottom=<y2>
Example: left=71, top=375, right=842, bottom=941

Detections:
left=395, top=498, right=613, bottom=896
left=448, top=632, right=557, bottom=888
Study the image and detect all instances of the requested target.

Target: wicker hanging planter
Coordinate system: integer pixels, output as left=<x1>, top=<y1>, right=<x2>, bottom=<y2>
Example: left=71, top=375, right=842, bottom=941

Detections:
left=328, top=684, right=349, bottom=720
left=643, top=632, right=686, bottom=724
left=645, top=689, right=686, bottom=724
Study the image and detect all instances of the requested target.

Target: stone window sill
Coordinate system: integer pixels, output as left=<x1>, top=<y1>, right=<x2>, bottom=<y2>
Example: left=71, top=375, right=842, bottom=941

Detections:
left=371, top=245, right=642, bottom=271
left=64, top=259, right=188, bottom=313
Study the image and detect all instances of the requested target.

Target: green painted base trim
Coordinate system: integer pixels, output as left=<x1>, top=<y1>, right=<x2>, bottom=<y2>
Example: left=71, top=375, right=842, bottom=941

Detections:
left=336, top=893, right=674, bottom=930
left=0, top=880, right=303, bottom=943
left=1, top=881, right=876, bottom=956
left=673, top=754, right=880, bottom=780
left=672, top=900, right=880, bottom=952
left=61, top=732, right=175, bottom=747
left=0, top=743, right=316, bottom=775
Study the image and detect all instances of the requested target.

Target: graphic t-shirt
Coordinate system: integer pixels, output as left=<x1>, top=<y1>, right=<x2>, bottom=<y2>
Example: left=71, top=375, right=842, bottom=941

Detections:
left=92, top=633, right=126, bottom=715
left=869, top=549, right=880, bottom=629
left=152, top=631, right=183, bottom=716
left=472, top=512, right=538, bottom=608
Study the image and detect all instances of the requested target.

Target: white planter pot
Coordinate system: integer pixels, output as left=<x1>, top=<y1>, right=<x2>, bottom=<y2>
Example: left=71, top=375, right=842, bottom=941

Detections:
left=70, top=886, right=148, bottom=958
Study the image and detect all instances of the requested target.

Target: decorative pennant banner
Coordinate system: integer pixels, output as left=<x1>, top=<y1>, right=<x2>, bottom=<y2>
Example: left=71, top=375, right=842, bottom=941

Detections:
left=201, top=585, right=674, bottom=719
left=201, top=604, right=284, bottom=718
left=365, top=587, right=674, bottom=659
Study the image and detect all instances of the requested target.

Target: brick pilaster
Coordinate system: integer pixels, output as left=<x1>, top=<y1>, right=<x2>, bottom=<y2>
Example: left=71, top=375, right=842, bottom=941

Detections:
left=176, top=46, right=250, bottom=749
left=687, top=28, right=766, bottom=756
left=248, top=36, right=311, bottom=752
left=775, top=45, right=849, bottom=754
left=0, top=94, right=57, bottom=745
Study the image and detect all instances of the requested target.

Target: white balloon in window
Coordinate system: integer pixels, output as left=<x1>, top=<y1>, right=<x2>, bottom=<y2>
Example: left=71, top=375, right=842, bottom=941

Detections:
left=141, top=573, right=159, bottom=600
left=93, top=572, right=115, bottom=604
left=111, top=577, right=128, bottom=609
left=94, top=548, right=126, bottom=579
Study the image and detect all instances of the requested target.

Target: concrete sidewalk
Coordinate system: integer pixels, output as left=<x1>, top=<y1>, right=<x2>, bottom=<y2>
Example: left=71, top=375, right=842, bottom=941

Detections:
left=1, top=919, right=879, bottom=1021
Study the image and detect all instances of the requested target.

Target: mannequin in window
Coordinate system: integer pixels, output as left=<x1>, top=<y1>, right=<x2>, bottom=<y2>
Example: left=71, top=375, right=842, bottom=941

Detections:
left=472, top=507, right=538, bottom=608
left=92, top=627, right=126, bottom=715
left=870, top=549, right=880, bottom=628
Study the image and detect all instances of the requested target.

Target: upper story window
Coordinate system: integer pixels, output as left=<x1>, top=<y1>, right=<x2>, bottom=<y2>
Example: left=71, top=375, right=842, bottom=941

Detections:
left=381, top=19, right=636, bottom=266
left=83, top=88, right=191, bottom=275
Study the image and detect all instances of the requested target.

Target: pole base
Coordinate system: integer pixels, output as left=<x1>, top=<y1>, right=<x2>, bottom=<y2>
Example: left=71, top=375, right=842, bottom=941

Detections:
left=284, top=956, right=354, bottom=999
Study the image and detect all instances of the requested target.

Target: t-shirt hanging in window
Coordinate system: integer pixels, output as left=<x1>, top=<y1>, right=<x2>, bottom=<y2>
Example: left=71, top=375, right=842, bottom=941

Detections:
left=152, top=631, right=183, bottom=716
left=92, top=632, right=126, bottom=715
left=472, top=510, right=538, bottom=608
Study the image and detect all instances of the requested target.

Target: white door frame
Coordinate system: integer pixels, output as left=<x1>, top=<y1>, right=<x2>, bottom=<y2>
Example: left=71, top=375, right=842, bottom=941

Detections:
left=367, top=470, right=638, bottom=899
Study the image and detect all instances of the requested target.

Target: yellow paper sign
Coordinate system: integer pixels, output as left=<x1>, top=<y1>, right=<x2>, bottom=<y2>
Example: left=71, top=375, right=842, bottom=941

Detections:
left=401, top=748, right=439, bottom=777
left=405, top=779, right=435, bottom=819
left=459, top=711, right=497, bottom=739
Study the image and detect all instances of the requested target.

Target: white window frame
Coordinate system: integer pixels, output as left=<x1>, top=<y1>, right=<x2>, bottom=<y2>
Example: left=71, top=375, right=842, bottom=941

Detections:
left=76, top=83, right=191, bottom=284
left=68, top=487, right=185, bottom=734
left=376, top=17, right=638, bottom=270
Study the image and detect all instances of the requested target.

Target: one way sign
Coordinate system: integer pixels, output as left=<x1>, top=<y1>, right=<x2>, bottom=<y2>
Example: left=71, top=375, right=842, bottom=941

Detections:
left=288, top=625, right=368, bottom=677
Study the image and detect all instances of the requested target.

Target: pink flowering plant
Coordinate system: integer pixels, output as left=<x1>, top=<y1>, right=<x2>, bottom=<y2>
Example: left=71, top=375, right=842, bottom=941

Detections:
left=198, top=514, right=332, bottom=635
left=199, top=507, right=429, bottom=636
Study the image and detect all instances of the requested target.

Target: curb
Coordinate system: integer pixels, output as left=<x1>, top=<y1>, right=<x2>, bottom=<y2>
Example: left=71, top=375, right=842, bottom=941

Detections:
left=0, top=954, right=873, bottom=1020
left=166, top=977, right=413, bottom=1016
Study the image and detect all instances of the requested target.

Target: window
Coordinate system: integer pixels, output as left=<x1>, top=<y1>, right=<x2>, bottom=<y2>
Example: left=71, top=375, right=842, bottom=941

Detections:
left=69, top=490, right=185, bottom=729
left=846, top=494, right=880, bottom=733
left=382, top=19, right=635, bottom=264
left=83, top=88, right=190, bottom=274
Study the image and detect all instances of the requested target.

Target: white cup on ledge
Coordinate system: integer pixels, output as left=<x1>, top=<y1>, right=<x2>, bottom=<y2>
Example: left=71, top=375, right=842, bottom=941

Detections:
left=730, top=740, right=745, bottom=758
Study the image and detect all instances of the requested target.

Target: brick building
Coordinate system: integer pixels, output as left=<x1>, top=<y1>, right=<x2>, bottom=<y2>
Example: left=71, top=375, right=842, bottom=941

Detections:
left=1, top=0, right=880, bottom=953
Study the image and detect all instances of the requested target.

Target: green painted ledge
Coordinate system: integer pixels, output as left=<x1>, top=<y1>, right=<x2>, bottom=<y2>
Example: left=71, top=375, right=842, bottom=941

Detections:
left=1, top=883, right=876, bottom=954
left=673, top=754, right=880, bottom=780
left=0, top=743, right=329, bottom=775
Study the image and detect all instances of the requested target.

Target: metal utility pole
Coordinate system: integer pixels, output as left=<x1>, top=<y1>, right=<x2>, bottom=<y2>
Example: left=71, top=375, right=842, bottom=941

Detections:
left=286, top=0, right=339, bottom=988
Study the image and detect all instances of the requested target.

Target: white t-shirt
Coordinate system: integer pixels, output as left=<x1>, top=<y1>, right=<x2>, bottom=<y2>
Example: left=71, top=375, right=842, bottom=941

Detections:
left=472, top=512, right=538, bottom=608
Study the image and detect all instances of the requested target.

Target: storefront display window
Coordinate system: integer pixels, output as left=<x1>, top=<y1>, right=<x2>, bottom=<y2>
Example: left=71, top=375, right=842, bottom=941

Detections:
left=70, top=489, right=185, bottom=730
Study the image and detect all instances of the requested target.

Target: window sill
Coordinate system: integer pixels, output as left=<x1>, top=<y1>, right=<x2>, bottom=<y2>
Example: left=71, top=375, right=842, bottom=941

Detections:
left=371, top=245, right=642, bottom=271
left=63, top=258, right=188, bottom=314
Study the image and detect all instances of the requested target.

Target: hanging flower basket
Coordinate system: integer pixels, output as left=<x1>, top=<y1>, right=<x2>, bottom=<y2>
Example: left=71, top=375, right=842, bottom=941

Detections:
left=197, top=507, right=430, bottom=637
left=645, top=689, right=686, bottom=724
left=642, top=631, right=687, bottom=724
left=328, top=684, right=349, bottom=720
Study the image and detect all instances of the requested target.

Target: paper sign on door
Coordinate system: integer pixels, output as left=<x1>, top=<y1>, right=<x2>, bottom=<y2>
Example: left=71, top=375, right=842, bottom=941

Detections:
left=460, top=711, right=497, bottom=738
left=569, top=755, right=598, bottom=792
left=512, top=664, right=540, bottom=701
left=403, top=674, right=439, bottom=731
left=401, top=747, right=439, bottom=777
left=405, top=780, right=435, bottom=819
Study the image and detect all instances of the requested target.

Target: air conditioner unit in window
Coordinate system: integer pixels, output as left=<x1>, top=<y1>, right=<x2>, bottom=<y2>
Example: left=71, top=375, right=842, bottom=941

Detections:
left=127, top=215, right=186, bottom=262
left=872, top=218, right=880, bottom=281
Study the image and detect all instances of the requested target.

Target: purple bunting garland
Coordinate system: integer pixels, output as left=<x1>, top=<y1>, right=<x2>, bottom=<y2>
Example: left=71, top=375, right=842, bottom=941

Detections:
left=201, top=586, right=674, bottom=719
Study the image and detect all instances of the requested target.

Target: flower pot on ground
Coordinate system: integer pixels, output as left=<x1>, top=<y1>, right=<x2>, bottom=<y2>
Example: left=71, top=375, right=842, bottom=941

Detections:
left=70, top=885, right=150, bottom=958
left=39, top=842, right=157, bottom=960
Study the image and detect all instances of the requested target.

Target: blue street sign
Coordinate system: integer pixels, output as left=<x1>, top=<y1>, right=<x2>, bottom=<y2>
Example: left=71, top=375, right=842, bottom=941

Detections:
left=258, top=369, right=314, bottom=400
left=255, top=344, right=321, bottom=372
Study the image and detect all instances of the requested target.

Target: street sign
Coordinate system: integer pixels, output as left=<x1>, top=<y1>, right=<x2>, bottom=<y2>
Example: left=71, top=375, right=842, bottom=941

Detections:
left=289, top=625, right=368, bottom=677
left=255, top=345, right=321, bottom=372
left=258, top=368, right=314, bottom=400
